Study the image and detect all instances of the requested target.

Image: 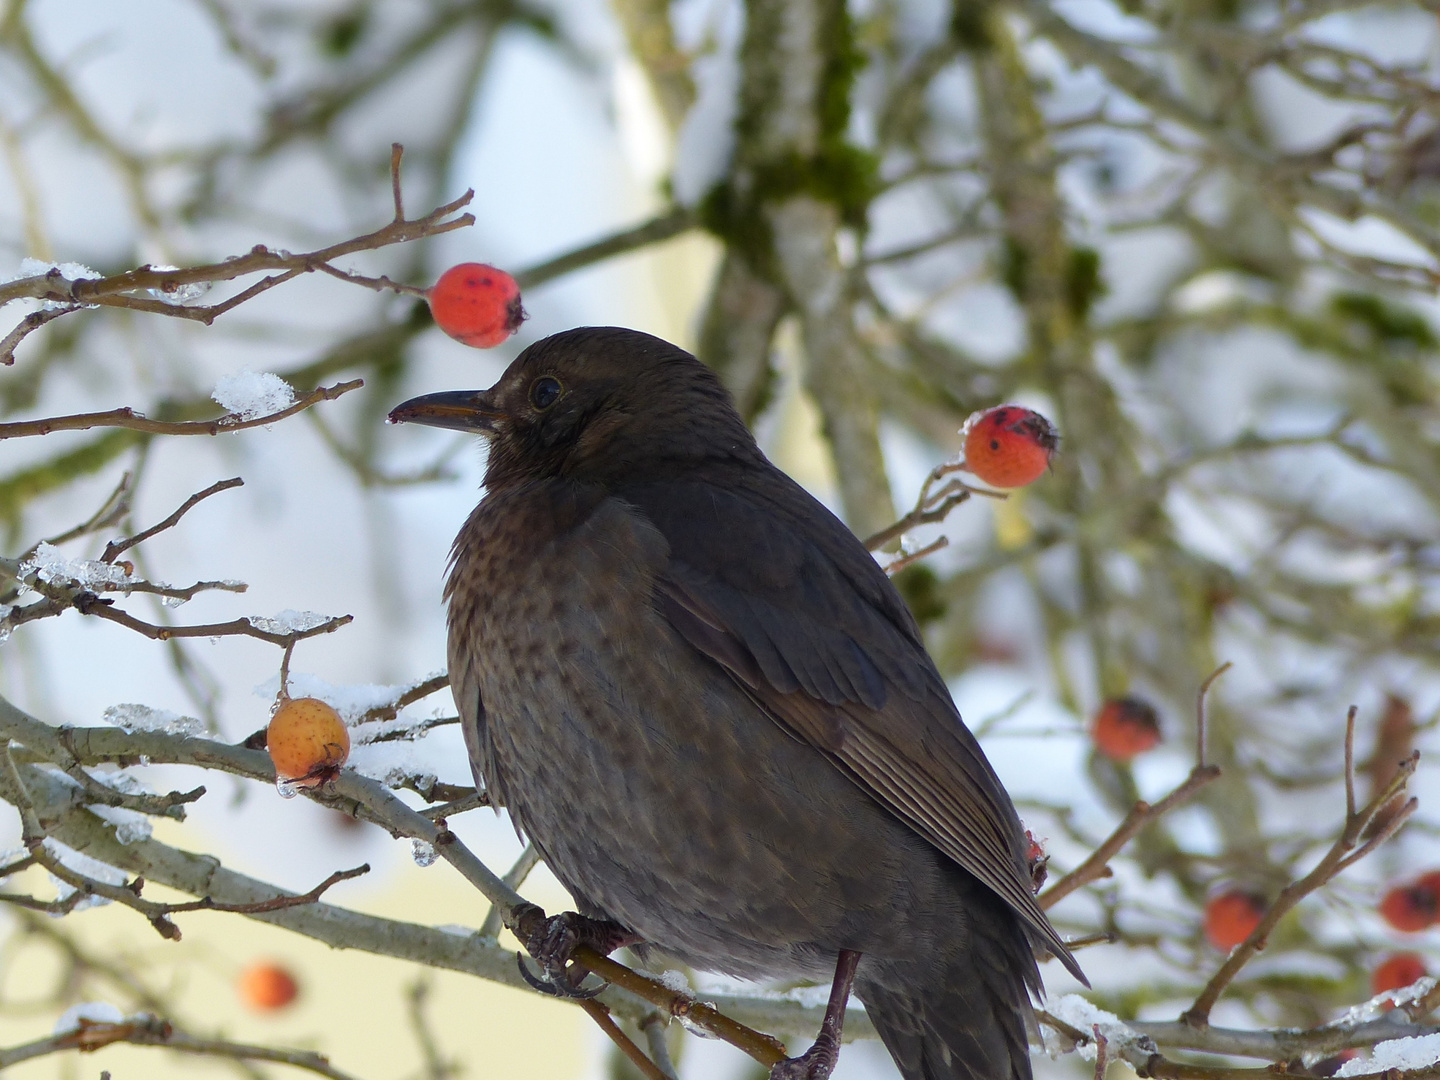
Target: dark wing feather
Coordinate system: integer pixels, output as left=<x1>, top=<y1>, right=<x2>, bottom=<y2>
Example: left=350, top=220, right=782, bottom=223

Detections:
left=622, top=466, right=1084, bottom=984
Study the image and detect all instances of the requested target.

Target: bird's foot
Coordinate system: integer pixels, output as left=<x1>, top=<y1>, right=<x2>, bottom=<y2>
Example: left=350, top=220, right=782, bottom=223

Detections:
left=768, top=1032, right=841, bottom=1080
left=768, top=949, right=862, bottom=1080
left=511, top=902, right=639, bottom=999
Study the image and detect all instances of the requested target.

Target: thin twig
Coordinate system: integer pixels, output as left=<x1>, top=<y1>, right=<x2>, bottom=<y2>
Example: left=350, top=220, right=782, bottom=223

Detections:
left=882, top=536, right=949, bottom=575
left=0, top=380, right=363, bottom=440
left=641, top=1015, right=679, bottom=1080
left=478, top=845, right=540, bottom=941
left=1040, top=764, right=1222, bottom=910
left=1181, top=714, right=1420, bottom=1026
left=0, top=1015, right=367, bottom=1080
left=580, top=999, right=671, bottom=1080
left=102, top=477, right=243, bottom=562
left=1195, top=662, right=1230, bottom=768
left=390, top=143, right=405, bottom=222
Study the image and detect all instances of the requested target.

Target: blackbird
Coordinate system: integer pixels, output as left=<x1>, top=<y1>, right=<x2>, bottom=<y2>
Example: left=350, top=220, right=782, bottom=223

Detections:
left=390, top=327, right=1083, bottom=1080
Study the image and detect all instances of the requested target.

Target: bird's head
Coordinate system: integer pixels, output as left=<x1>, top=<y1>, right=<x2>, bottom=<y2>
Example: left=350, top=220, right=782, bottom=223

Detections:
left=388, top=326, right=759, bottom=489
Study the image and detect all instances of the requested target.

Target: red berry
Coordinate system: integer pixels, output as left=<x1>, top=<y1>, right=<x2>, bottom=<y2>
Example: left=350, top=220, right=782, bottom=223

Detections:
left=1204, top=889, right=1266, bottom=950
left=1091, top=697, right=1161, bottom=762
left=428, top=263, right=526, bottom=348
left=237, top=962, right=299, bottom=1011
left=1380, top=878, right=1440, bottom=932
left=961, top=405, right=1058, bottom=488
left=1024, top=829, right=1048, bottom=894
left=1372, top=952, right=1428, bottom=996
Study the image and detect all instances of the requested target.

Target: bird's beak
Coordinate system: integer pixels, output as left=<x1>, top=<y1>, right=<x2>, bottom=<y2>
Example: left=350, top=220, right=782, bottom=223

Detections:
left=388, top=390, right=504, bottom=435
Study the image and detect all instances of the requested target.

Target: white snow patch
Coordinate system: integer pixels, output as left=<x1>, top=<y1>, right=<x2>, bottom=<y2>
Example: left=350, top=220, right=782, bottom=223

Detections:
left=1046, top=994, right=1152, bottom=1062
left=23, top=542, right=132, bottom=590
left=245, top=610, right=334, bottom=635
left=254, top=671, right=444, bottom=725
left=659, top=970, right=692, bottom=993
left=1337, top=1033, right=1440, bottom=1076
left=102, top=703, right=203, bottom=737
left=1332, top=977, right=1438, bottom=1028
left=212, top=371, right=296, bottom=420
left=87, top=805, right=154, bottom=845
left=53, top=1001, right=125, bottom=1034
left=3, top=259, right=104, bottom=312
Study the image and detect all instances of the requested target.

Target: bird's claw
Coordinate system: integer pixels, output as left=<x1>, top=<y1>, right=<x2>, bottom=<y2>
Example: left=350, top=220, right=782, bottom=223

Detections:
left=768, top=1037, right=840, bottom=1080
left=510, top=902, right=636, bottom=999
left=515, top=952, right=607, bottom=998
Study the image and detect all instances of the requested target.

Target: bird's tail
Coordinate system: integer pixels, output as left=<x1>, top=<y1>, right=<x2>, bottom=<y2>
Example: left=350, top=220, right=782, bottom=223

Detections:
left=855, top=909, right=1039, bottom=1080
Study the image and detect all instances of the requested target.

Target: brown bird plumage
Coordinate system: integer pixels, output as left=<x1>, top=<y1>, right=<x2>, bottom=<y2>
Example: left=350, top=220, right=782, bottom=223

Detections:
left=390, top=327, right=1082, bottom=1080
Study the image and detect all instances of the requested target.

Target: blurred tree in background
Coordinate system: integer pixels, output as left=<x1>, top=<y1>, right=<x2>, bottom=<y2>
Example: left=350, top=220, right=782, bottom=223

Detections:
left=0, top=1, right=1438, bottom=1078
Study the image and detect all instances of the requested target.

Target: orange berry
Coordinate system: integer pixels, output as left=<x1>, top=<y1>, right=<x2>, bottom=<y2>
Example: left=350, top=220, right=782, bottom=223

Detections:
left=960, top=405, right=1058, bottom=488
left=267, top=697, right=349, bottom=785
left=1380, top=877, right=1440, bottom=932
left=237, top=962, right=299, bottom=1011
left=1372, top=952, right=1428, bottom=996
left=1204, top=889, right=1266, bottom=950
left=428, top=263, right=526, bottom=348
left=1091, top=697, right=1162, bottom=762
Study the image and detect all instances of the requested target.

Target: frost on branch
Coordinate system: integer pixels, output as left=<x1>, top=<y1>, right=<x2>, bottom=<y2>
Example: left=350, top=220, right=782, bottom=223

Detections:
left=87, top=804, right=153, bottom=845
left=211, top=372, right=297, bottom=421
left=102, top=703, right=203, bottom=738
left=1336, top=1033, right=1440, bottom=1076
left=1045, top=994, right=1156, bottom=1063
left=4, top=258, right=103, bottom=311
left=53, top=1002, right=126, bottom=1034
left=245, top=610, right=334, bottom=635
left=23, top=542, right=133, bottom=590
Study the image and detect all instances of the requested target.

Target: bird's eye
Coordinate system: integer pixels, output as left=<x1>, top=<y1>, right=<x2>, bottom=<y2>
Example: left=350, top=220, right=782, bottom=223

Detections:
left=529, top=376, right=562, bottom=410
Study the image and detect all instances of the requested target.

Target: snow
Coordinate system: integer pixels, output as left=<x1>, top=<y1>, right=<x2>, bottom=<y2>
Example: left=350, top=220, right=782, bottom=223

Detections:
left=253, top=670, right=442, bottom=725
left=86, top=804, right=153, bottom=844
left=211, top=371, right=297, bottom=420
left=245, top=610, right=334, bottom=635
left=17, top=257, right=101, bottom=282
left=43, top=837, right=128, bottom=911
left=102, top=703, right=203, bottom=737
left=53, top=1001, right=125, bottom=1034
left=1337, top=1033, right=1440, bottom=1076
left=1331, top=977, right=1438, bottom=1028
left=2, top=259, right=104, bottom=312
left=23, top=542, right=132, bottom=590
left=659, top=969, right=692, bottom=993
left=1046, top=994, right=1155, bottom=1062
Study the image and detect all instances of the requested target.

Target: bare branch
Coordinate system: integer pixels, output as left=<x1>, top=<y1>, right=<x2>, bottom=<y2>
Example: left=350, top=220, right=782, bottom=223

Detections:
left=102, top=477, right=243, bottom=562
left=1040, top=764, right=1222, bottom=910
left=0, top=379, right=363, bottom=440
left=1180, top=718, right=1421, bottom=1026
left=0, top=1015, right=368, bottom=1080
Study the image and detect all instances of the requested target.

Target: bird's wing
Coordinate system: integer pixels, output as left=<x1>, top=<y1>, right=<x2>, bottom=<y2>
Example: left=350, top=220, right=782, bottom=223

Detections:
left=618, top=469, right=1084, bottom=983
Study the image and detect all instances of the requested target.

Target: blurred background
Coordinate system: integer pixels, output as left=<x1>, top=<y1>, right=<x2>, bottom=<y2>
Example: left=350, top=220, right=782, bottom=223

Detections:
left=0, top=0, right=1438, bottom=1078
